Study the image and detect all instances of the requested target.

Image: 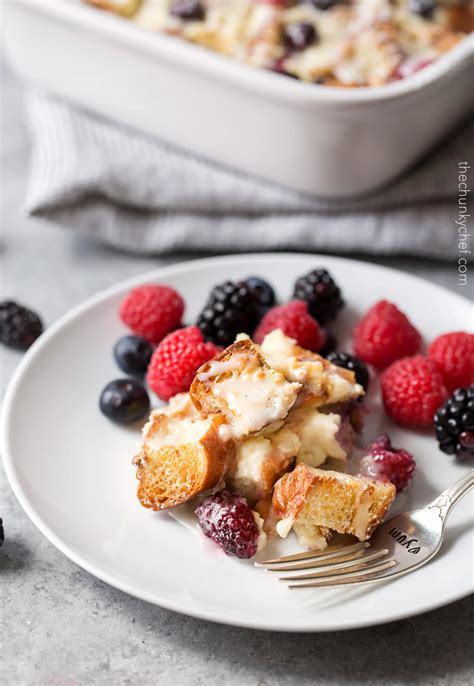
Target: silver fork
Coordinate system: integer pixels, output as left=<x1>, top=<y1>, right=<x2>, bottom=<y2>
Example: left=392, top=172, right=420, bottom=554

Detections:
left=255, top=471, right=474, bottom=589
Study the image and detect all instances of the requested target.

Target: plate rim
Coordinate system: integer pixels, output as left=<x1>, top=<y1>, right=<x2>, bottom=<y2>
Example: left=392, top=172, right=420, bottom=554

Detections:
left=2, top=252, right=473, bottom=632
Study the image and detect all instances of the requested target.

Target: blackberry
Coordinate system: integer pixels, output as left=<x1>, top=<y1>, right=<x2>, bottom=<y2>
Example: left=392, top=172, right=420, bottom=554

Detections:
left=433, top=386, right=474, bottom=461
left=327, top=352, right=370, bottom=390
left=292, top=268, right=344, bottom=324
left=0, top=301, right=43, bottom=350
left=197, top=281, right=259, bottom=347
left=319, top=329, right=338, bottom=357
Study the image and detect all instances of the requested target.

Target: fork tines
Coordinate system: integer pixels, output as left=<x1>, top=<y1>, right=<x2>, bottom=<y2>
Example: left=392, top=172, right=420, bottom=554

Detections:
left=255, top=540, right=369, bottom=567
left=255, top=541, right=397, bottom=588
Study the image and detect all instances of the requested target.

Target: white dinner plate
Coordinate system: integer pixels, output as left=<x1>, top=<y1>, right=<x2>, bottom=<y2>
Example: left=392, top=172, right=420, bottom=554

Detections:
left=2, top=254, right=473, bottom=631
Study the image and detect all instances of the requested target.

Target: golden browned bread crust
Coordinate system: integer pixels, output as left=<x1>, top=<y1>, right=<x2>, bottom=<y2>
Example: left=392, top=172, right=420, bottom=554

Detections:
left=441, top=3, right=474, bottom=33
left=190, top=338, right=301, bottom=437
left=272, top=463, right=396, bottom=545
left=85, top=0, right=141, bottom=17
left=158, top=392, right=200, bottom=420
left=134, top=412, right=234, bottom=510
left=190, top=339, right=261, bottom=415
left=259, top=330, right=363, bottom=409
left=272, top=461, right=318, bottom=522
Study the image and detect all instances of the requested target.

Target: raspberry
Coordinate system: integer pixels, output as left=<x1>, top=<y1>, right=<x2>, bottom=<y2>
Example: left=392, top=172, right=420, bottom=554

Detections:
left=433, top=386, right=474, bottom=461
left=360, top=435, right=416, bottom=492
left=195, top=491, right=260, bottom=559
left=119, top=285, right=184, bottom=345
left=353, top=300, right=422, bottom=369
left=147, top=326, right=218, bottom=401
left=381, top=356, right=448, bottom=427
left=428, top=332, right=474, bottom=393
left=0, top=301, right=43, bottom=350
left=197, top=281, right=259, bottom=347
left=393, top=57, right=433, bottom=80
left=367, top=433, right=391, bottom=453
left=292, top=268, right=344, bottom=324
left=254, top=300, right=325, bottom=352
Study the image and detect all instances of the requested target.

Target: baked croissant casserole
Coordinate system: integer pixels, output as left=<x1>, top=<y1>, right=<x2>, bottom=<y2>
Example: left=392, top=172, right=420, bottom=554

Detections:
left=86, top=0, right=473, bottom=88
left=133, top=329, right=396, bottom=557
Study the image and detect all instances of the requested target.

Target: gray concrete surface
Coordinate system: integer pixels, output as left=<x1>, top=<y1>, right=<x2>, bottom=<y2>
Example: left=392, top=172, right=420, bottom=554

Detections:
left=1, top=59, right=473, bottom=685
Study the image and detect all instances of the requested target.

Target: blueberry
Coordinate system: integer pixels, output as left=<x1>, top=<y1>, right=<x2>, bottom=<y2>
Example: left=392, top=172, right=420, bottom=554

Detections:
left=99, top=379, right=150, bottom=425
left=408, top=0, right=435, bottom=17
left=170, top=0, right=204, bottom=20
left=244, top=277, right=276, bottom=311
left=283, top=23, right=317, bottom=51
left=114, top=335, right=153, bottom=378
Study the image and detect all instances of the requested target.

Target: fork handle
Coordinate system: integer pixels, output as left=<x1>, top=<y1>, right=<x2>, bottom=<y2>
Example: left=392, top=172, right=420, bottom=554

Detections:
left=427, top=470, right=474, bottom=522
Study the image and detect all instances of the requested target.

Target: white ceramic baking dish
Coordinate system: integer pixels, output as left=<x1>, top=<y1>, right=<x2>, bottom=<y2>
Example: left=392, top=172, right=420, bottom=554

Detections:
left=3, top=0, right=473, bottom=198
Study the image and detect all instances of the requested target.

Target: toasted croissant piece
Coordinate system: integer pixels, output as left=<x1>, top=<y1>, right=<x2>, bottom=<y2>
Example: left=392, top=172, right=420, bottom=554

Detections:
left=227, top=424, right=301, bottom=504
left=259, top=330, right=364, bottom=408
left=272, top=463, right=396, bottom=549
left=190, top=338, right=301, bottom=439
left=134, top=406, right=233, bottom=510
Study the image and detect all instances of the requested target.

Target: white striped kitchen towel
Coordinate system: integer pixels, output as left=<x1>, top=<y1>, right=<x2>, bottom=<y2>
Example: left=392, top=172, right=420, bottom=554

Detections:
left=25, top=91, right=473, bottom=259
